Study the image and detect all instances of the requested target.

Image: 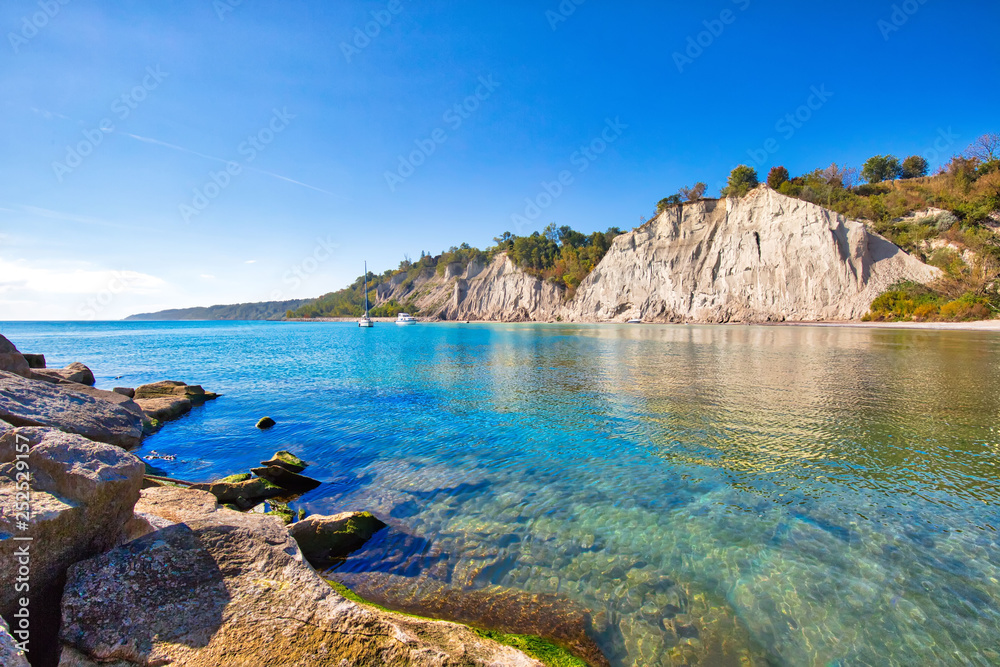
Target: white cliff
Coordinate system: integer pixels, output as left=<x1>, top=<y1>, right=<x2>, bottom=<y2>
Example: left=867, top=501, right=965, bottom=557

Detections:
left=565, top=186, right=940, bottom=322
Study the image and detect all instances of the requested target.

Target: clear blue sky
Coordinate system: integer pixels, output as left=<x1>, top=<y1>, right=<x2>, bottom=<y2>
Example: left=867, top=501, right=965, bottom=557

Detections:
left=2, top=0, right=998, bottom=319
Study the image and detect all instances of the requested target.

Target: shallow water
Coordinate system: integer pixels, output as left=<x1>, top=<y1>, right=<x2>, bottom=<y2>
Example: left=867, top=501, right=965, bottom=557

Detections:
left=4, top=321, right=999, bottom=665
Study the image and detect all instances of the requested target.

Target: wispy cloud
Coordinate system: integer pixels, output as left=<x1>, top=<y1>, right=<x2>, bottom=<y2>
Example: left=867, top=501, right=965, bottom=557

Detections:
left=125, top=133, right=347, bottom=199
left=245, top=259, right=257, bottom=264
left=200, top=273, right=216, bottom=279
left=30, top=107, right=73, bottom=122
left=17, top=205, right=135, bottom=230
left=0, top=258, right=166, bottom=295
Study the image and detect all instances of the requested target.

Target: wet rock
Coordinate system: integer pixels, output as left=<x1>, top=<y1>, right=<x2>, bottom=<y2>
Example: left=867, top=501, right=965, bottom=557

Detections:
left=288, top=511, right=387, bottom=568
left=256, top=416, right=276, bottom=429
left=60, top=489, right=542, bottom=667
left=32, top=362, right=96, bottom=386
left=112, top=387, right=134, bottom=398
left=0, top=616, right=28, bottom=667
left=250, top=464, right=320, bottom=494
left=332, top=571, right=611, bottom=667
left=21, top=353, right=45, bottom=369
left=0, top=430, right=143, bottom=666
left=134, top=380, right=218, bottom=404
left=261, top=449, right=307, bottom=473
left=0, top=336, right=32, bottom=379
left=0, top=371, right=142, bottom=449
left=189, top=475, right=285, bottom=508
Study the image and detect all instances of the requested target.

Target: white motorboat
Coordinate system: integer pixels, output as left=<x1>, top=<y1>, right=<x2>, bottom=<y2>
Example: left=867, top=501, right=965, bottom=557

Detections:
left=627, top=318, right=642, bottom=324
left=395, top=313, right=417, bottom=325
left=359, top=262, right=374, bottom=328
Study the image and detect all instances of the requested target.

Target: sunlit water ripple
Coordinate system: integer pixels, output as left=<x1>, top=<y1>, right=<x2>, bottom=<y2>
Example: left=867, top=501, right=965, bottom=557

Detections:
left=4, top=321, right=999, bottom=666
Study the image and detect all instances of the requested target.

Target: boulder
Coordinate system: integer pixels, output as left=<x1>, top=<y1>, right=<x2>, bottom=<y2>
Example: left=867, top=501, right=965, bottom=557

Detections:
left=0, top=616, right=29, bottom=667
left=21, top=353, right=45, bottom=369
left=287, top=511, right=387, bottom=568
left=0, top=371, right=143, bottom=449
left=250, top=465, right=320, bottom=494
left=32, top=362, right=95, bottom=386
left=0, top=430, right=143, bottom=666
left=256, top=416, right=276, bottom=429
left=0, top=426, right=50, bottom=463
left=60, top=490, right=540, bottom=666
left=134, top=380, right=218, bottom=404
left=112, top=386, right=134, bottom=398
left=189, top=475, right=285, bottom=508
left=261, top=449, right=307, bottom=473
left=0, top=336, right=31, bottom=379
left=135, top=395, right=192, bottom=422
left=55, top=383, right=145, bottom=420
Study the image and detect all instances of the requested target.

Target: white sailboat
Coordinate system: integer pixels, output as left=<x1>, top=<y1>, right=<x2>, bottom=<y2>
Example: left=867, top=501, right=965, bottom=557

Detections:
left=358, top=261, right=374, bottom=328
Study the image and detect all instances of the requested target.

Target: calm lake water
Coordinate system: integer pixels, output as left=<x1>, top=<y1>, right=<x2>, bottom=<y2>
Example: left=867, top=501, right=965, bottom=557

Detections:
left=3, top=321, right=999, bottom=666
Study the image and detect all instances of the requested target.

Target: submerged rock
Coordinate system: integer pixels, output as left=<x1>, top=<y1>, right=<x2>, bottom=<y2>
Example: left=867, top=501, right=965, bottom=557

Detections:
left=0, top=371, right=143, bottom=449
left=60, top=487, right=542, bottom=666
left=256, top=416, right=276, bottom=429
left=250, top=464, right=320, bottom=494
left=288, top=511, right=387, bottom=568
left=261, top=449, right=307, bottom=473
left=332, top=570, right=611, bottom=667
left=0, top=429, right=143, bottom=666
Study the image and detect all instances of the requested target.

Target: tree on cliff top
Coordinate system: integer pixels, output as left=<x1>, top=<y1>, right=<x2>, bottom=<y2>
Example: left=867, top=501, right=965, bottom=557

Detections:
left=657, top=195, right=681, bottom=213
left=767, top=166, right=789, bottom=189
left=862, top=154, right=902, bottom=183
left=678, top=182, right=707, bottom=201
left=901, top=155, right=929, bottom=179
left=721, top=165, right=759, bottom=198
left=967, top=133, right=999, bottom=164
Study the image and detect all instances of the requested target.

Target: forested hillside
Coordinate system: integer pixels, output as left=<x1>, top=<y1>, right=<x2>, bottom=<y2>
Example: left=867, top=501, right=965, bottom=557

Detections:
left=126, top=299, right=313, bottom=321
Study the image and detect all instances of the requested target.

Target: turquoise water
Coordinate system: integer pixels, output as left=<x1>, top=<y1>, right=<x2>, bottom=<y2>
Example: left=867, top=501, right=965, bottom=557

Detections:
left=3, top=321, right=999, bottom=665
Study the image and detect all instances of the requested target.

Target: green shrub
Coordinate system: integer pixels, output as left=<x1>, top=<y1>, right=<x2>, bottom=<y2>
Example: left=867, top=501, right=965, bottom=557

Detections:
left=721, top=165, right=759, bottom=198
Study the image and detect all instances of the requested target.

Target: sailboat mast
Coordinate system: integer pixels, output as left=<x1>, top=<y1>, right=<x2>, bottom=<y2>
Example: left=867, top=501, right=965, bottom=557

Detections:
left=363, top=261, right=369, bottom=315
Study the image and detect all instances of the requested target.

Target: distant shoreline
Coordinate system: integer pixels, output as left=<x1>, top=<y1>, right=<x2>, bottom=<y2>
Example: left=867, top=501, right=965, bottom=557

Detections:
left=282, top=317, right=1000, bottom=331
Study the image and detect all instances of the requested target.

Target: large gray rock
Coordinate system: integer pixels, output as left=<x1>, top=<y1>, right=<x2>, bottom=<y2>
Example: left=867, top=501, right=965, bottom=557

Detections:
left=133, top=380, right=218, bottom=425
left=0, top=430, right=143, bottom=666
left=0, top=336, right=31, bottom=379
left=21, top=353, right=45, bottom=369
left=0, top=616, right=29, bottom=667
left=32, top=362, right=96, bottom=386
left=0, top=371, right=143, bottom=449
left=60, top=486, right=542, bottom=666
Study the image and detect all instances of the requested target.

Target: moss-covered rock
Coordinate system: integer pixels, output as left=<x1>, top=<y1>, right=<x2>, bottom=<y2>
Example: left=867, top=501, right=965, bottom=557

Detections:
left=189, top=476, right=284, bottom=506
left=288, top=512, right=387, bottom=568
left=256, top=417, right=276, bottom=429
left=261, top=450, right=307, bottom=473
left=250, top=465, right=320, bottom=494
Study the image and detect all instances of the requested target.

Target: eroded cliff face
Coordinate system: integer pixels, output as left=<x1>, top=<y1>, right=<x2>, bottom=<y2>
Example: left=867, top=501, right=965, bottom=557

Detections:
left=372, top=187, right=939, bottom=323
left=566, top=186, right=940, bottom=322
left=373, top=254, right=565, bottom=322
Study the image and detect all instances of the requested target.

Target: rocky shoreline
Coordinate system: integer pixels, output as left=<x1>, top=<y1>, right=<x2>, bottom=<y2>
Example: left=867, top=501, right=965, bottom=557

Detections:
left=0, top=334, right=603, bottom=666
